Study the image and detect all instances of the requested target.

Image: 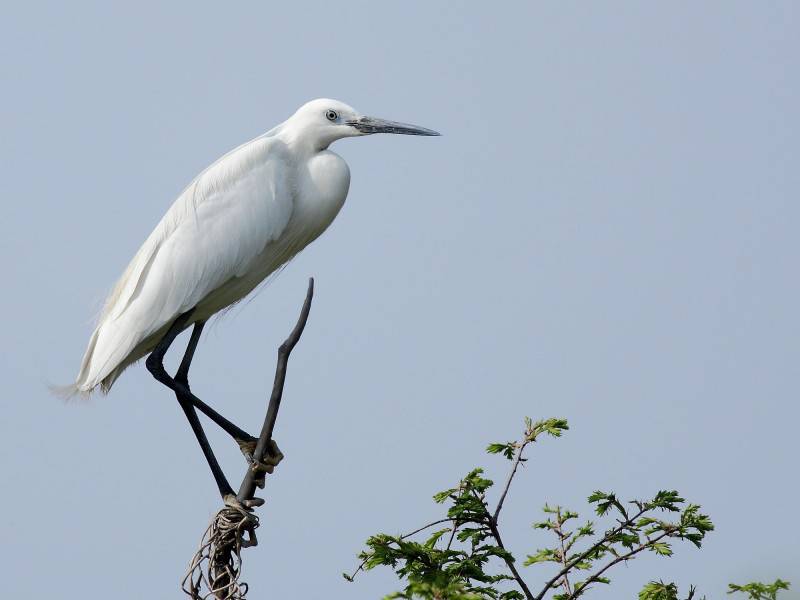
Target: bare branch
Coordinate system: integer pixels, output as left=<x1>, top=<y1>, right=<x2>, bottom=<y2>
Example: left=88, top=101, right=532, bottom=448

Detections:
left=445, top=519, right=460, bottom=551
left=237, top=277, right=314, bottom=503
left=402, top=518, right=459, bottom=540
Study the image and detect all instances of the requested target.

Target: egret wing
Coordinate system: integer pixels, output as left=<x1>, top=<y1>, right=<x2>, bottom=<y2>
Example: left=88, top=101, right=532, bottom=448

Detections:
left=76, top=135, right=294, bottom=392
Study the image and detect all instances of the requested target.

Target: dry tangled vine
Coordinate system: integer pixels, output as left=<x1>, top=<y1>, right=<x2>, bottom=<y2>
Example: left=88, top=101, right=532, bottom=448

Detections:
left=183, top=503, right=258, bottom=599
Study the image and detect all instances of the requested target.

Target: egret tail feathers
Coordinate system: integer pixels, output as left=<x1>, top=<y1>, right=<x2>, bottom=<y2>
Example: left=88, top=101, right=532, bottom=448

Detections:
left=49, top=382, right=90, bottom=401
left=57, top=321, right=142, bottom=399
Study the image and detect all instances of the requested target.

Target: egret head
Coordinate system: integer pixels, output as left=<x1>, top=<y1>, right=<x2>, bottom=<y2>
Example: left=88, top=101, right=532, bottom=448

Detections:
left=287, top=98, right=439, bottom=149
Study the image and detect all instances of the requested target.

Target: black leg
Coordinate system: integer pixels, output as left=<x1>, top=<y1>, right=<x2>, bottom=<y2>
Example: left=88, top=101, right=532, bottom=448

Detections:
left=174, top=320, right=204, bottom=386
left=146, top=312, right=234, bottom=499
left=172, top=321, right=259, bottom=450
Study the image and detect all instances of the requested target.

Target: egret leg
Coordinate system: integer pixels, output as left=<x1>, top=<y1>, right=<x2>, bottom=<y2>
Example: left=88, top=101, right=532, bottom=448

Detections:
left=172, top=321, right=284, bottom=475
left=174, top=321, right=254, bottom=444
left=146, top=311, right=234, bottom=499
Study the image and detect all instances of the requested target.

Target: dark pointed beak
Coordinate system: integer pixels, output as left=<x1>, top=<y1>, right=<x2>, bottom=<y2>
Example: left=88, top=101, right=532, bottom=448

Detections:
left=347, top=116, right=440, bottom=136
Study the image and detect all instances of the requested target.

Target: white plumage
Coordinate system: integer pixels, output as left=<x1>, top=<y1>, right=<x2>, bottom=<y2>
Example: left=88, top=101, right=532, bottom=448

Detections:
left=64, top=98, right=438, bottom=396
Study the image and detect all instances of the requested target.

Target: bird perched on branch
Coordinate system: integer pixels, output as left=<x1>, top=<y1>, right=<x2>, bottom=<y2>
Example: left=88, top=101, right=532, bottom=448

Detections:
left=61, top=99, right=439, bottom=499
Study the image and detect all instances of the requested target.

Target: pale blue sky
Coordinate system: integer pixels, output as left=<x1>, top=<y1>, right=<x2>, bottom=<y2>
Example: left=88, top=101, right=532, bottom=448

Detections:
left=1, top=2, right=798, bottom=598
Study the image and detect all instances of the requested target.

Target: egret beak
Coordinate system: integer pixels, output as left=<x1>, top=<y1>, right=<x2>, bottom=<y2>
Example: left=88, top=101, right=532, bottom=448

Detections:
left=347, top=116, right=440, bottom=136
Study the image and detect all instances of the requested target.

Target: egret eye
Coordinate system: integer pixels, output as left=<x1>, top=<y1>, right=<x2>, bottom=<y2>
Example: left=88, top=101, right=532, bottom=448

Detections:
left=325, top=109, right=338, bottom=122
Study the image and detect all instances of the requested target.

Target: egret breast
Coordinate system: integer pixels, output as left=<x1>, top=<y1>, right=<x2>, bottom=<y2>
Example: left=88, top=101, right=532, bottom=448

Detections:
left=194, top=149, right=350, bottom=318
left=269, top=149, right=349, bottom=274
left=294, top=149, right=350, bottom=240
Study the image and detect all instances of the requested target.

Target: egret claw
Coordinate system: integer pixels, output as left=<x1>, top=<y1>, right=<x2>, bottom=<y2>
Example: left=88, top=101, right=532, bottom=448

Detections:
left=222, top=493, right=264, bottom=511
left=223, top=493, right=248, bottom=511
left=237, top=437, right=284, bottom=476
left=266, top=440, right=284, bottom=466
left=236, top=436, right=258, bottom=460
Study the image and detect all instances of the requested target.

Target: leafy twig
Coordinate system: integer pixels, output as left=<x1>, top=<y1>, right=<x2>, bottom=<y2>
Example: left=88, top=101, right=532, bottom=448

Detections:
left=343, top=519, right=458, bottom=582
left=570, top=530, right=672, bottom=599
left=490, top=418, right=568, bottom=526
left=533, top=506, right=648, bottom=600
left=728, top=580, right=790, bottom=600
left=554, top=508, right=573, bottom=597
left=493, top=441, right=526, bottom=523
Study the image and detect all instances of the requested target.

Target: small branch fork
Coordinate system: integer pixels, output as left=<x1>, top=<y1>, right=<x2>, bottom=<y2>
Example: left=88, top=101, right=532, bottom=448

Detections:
left=497, top=467, right=661, bottom=600
left=346, top=426, right=539, bottom=600
left=181, top=278, right=314, bottom=600
left=532, top=505, right=648, bottom=600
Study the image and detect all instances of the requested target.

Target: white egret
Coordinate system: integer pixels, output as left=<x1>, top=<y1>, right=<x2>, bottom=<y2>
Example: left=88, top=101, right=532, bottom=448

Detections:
left=63, top=98, right=439, bottom=498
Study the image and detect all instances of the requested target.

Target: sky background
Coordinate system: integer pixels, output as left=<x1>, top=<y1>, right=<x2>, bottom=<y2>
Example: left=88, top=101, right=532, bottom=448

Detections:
left=1, top=2, right=798, bottom=598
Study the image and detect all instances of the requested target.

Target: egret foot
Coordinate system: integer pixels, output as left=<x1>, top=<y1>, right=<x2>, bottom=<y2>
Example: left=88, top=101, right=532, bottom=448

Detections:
left=236, top=437, right=284, bottom=487
left=223, top=493, right=265, bottom=511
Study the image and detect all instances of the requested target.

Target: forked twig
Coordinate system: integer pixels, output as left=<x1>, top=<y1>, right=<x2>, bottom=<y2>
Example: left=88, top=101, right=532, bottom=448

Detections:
left=237, top=277, right=314, bottom=504
left=183, top=278, right=315, bottom=600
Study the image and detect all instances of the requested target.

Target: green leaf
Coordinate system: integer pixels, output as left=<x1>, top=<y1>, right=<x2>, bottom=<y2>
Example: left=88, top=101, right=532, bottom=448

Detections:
left=648, top=490, right=684, bottom=512
left=587, top=491, right=608, bottom=503
left=728, top=579, right=790, bottom=600
left=433, top=488, right=457, bottom=504
left=523, top=548, right=558, bottom=566
left=486, top=442, right=516, bottom=460
left=527, top=418, right=570, bottom=442
left=574, top=521, right=595, bottom=539
left=456, top=528, right=488, bottom=544
left=424, top=528, right=451, bottom=548
left=588, top=490, right=617, bottom=516
left=650, top=542, right=673, bottom=556
left=640, top=580, right=679, bottom=600
left=532, top=518, right=556, bottom=530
